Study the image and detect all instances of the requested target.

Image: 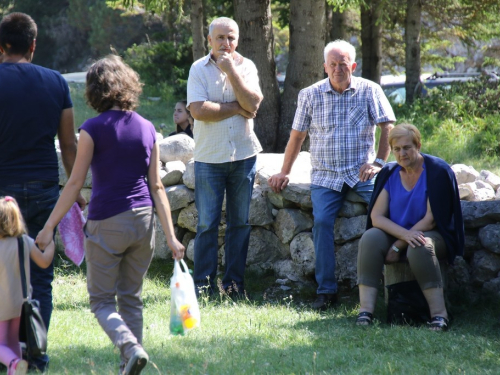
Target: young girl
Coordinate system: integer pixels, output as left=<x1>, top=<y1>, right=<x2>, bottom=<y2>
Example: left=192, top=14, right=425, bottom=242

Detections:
left=0, top=196, right=54, bottom=375
left=169, top=100, right=194, bottom=138
left=36, top=55, right=185, bottom=375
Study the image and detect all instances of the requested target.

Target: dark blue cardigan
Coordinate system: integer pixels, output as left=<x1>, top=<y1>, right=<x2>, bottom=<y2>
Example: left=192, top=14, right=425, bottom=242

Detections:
left=366, top=153, right=465, bottom=264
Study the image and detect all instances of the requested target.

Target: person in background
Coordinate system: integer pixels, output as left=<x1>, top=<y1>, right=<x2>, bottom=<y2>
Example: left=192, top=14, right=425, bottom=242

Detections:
left=356, top=123, right=464, bottom=330
left=0, top=12, right=85, bottom=372
left=169, top=100, right=193, bottom=138
left=268, top=40, right=395, bottom=310
left=0, top=196, right=55, bottom=375
left=36, top=55, right=185, bottom=375
left=187, top=17, right=263, bottom=297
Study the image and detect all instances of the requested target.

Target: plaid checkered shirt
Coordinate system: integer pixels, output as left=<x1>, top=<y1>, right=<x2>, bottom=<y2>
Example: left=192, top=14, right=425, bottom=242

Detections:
left=292, top=76, right=396, bottom=192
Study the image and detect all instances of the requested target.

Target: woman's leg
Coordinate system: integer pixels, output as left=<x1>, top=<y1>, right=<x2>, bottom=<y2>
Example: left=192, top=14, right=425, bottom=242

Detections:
left=357, top=228, right=394, bottom=314
left=407, top=231, right=448, bottom=319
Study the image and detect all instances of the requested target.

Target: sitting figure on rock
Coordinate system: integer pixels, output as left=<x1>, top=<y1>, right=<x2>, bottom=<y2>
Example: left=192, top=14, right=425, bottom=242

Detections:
left=356, top=123, right=465, bottom=331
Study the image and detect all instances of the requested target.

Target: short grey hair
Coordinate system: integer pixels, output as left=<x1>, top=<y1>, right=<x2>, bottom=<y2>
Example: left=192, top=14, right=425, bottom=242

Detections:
left=208, top=17, right=239, bottom=36
left=324, top=40, right=356, bottom=64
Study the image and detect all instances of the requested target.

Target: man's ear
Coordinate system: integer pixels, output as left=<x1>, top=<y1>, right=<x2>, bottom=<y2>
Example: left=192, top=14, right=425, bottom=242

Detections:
left=30, top=39, right=36, bottom=52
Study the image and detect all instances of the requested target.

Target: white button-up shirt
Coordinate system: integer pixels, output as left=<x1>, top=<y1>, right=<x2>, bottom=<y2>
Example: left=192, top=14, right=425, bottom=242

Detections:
left=187, top=53, right=263, bottom=163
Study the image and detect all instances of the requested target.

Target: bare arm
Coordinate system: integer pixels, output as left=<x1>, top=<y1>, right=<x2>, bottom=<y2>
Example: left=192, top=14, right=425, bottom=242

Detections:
left=30, top=239, right=55, bottom=269
left=268, top=130, right=307, bottom=193
left=57, top=108, right=87, bottom=209
left=36, top=130, right=94, bottom=250
left=147, top=143, right=185, bottom=259
left=359, top=121, right=395, bottom=182
left=189, top=100, right=255, bottom=123
left=217, top=52, right=263, bottom=113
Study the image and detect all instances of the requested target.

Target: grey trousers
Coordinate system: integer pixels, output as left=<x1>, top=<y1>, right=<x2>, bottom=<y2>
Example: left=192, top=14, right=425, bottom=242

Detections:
left=84, top=206, right=155, bottom=363
left=357, top=227, right=447, bottom=290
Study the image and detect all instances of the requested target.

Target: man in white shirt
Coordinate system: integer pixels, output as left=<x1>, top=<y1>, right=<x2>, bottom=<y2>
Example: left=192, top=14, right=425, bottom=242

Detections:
left=187, top=17, right=263, bottom=297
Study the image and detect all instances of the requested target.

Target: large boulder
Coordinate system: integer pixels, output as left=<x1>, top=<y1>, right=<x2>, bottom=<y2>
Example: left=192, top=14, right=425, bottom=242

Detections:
left=273, top=208, right=313, bottom=243
left=161, top=161, right=186, bottom=186
left=182, top=160, right=195, bottom=189
left=334, top=215, right=367, bottom=244
left=289, top=232, right=315, bottom=277
left=159, top=134, right=195, bottom=164
left=249, top=185, right=274, bottom=227
left=479, top=170, right=500, bottom=191
left=471, top=250, right=500, bottom=285
left=478, top=223, right=500, bottom=254
left=165, top=185, right=195, bottom=211
left=451, top=164, right=479, bottom=184
left=335, top=239, right=359, bottom=288
left=246, top=227, right=289, bottom=268
left=461, top=201, right=500, bottom=228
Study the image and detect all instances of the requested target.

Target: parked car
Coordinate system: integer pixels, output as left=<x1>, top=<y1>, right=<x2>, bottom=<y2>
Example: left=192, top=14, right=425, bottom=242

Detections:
left=381, top=71, right=499, bottom=104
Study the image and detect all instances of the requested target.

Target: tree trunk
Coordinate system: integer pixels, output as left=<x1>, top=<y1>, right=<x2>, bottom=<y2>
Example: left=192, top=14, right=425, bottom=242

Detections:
left=360, top=0, right=382, bottom=84
left=277, top=0, right=326, bottom=152
left=326, top=4, right=348, bottom=42
left=190, top=0, right=206, bottom=61
left=405, top=0, right=422, bottom=104
left=233, top=0, right=280, bottom=152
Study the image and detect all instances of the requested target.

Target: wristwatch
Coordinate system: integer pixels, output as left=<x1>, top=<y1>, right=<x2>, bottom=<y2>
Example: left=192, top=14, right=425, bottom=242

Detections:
left=391, top=245, right=400, bottom=253
left=374, top=158, right=386, bottom=167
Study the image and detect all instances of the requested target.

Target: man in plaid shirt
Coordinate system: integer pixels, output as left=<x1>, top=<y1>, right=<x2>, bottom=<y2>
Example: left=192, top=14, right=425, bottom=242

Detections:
left=269, top=40, right=395, bottom=310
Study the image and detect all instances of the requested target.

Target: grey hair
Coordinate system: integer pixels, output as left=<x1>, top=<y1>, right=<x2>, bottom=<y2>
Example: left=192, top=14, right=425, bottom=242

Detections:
left=208, top=17, right=239, bottom=36
left=324, top=40, right=356, bottom=63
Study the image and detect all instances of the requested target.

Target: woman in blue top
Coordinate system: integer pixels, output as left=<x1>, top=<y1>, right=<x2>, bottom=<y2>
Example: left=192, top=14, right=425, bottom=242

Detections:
left=356, top=123, right=464, bottom=331
left=37, top=55, right=185, bottom=375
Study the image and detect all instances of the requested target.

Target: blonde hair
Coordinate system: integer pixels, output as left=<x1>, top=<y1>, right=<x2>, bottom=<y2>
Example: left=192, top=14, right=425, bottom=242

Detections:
left=0, top=196, right=26, bottom=237
left=389, top=123, right=422, bottom=148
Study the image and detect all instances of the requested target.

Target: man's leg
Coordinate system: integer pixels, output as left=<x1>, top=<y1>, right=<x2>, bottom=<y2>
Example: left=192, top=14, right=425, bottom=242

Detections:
left=223, top=156, right=256, bottom=292
left=0, top=181, right=59, bottom=371
left=352, top=177, right=376, bottom=205
left=193, top=162, right=227, bottom=293
left=310, top=184, right=347, bottom=309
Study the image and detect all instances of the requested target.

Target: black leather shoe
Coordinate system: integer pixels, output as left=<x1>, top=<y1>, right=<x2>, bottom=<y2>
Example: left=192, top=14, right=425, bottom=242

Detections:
left=311, top=293, right=338, bottom=310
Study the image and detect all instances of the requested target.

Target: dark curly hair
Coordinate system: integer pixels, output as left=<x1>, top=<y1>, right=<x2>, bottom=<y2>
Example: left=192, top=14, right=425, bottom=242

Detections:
left=0, top=12, right=37, bottom=55
left=85, top=55, right=143, bottom=113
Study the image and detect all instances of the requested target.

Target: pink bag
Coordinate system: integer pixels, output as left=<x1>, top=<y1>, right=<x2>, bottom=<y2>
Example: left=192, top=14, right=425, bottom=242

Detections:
left=59, top=202, right=85, bottom=266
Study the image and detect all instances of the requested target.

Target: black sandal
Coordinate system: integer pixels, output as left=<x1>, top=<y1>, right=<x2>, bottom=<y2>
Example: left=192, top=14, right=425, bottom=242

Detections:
left=355, top=311, right=373, bottom=326
left=428, top=316, right=449, bottom=331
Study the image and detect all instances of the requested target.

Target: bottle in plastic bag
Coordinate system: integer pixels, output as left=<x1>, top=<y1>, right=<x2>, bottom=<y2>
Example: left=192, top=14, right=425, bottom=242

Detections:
left=169, top=297, right=184, bottom=336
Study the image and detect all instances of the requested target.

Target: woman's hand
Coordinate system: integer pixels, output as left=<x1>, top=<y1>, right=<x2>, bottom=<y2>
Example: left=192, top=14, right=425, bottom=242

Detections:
left=385, top=247, right=401, bottom=264
left=36, top=226, right=54, bottom=251
left=168, top=238, right=186, bottom=260
left=402, top=230, right=426, bottom=248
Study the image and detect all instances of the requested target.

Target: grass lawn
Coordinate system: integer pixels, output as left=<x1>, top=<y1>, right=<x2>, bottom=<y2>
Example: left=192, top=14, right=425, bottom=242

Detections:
left=47, top=257, right=500, bottom=375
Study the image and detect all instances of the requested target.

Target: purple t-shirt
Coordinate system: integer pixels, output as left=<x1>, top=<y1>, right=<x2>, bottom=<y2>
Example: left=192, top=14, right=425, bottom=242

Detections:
left=384, top=165, right=427, bottom=230
left=79, top=111, right=156, bottom=220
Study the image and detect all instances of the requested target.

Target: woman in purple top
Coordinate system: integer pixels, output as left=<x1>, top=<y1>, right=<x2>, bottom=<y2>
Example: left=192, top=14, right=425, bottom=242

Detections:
left=37, top=55, right=185, bottom=375
left=356, top=124, right=464, bottom=331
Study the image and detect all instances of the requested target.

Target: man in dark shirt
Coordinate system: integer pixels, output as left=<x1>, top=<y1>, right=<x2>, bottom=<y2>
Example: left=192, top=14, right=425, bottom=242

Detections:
left=0, top=12, right=85, bottom=372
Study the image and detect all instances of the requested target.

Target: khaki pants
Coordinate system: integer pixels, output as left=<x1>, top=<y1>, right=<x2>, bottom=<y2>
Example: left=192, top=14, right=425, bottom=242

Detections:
left=84, top=206, right=154, bottom=363
left=357, top=228, right=447, bottom=290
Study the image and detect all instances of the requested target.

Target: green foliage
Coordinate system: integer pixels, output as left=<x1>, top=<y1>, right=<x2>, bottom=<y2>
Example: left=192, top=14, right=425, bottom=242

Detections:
left=123, top=40, right=192, bottom=101
left=394, top=77, right=500, bottom=172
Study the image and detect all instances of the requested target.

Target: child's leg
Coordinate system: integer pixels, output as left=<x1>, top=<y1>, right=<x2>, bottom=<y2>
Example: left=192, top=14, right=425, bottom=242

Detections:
left=0, top=318, right=20, bottom=367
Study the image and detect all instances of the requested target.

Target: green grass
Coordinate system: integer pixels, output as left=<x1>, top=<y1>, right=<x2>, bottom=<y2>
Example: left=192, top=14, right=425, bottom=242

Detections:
left=47, top=257, right=500, bottom=374
left=69, top=83, right=177, bottom=136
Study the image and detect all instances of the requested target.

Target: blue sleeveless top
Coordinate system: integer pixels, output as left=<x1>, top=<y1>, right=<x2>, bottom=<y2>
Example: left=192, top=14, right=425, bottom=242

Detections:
left=384, top=165, right=427, bottom=230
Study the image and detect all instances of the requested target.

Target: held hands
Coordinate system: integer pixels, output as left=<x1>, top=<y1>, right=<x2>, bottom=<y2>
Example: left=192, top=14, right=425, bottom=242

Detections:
left=268, top=172, right=290, bottom=193
left=359, top=163, right=381, bottom=182
left=36, top=226, right=54, bottom=251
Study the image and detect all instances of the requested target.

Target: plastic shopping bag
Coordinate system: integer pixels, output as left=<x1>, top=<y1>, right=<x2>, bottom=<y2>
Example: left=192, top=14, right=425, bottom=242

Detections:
left=169, top=259, right=200, bottom=335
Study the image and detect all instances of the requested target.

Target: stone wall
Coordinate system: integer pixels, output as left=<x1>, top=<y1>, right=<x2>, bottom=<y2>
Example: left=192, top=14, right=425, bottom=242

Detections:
left=56, top=134, right=500, bottom=298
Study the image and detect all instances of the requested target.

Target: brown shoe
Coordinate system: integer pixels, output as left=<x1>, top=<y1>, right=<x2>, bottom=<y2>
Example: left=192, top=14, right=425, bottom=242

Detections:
left=311, top=293, right=338, bottom=311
